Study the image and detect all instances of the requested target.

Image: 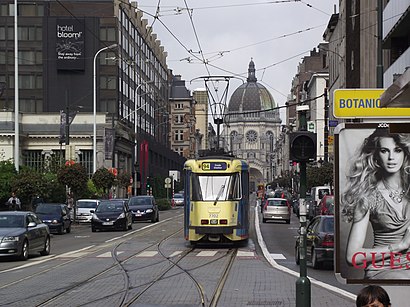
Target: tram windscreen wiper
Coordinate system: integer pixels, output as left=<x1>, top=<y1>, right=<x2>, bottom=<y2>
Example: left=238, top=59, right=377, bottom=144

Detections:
left=213, top=184, right=225, bottom=206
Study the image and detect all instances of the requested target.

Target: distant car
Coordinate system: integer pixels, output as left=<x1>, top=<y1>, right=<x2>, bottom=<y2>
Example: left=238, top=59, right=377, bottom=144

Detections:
left=171, top=193, right=185, bottom=207
left=91, top=199, right=132, bottom=232
left=35, top=203, right=72, bottom=235
left=75, top=199, right=100, bottom=223
left=317, top=195, right=335, bottom=216
left=295, top=215, right=334, bottom=269
left=0, top=211, right=50, bottom=260
left=128, top=195, right=159, bottom=223
left=262, top=198, right=291, bottom=224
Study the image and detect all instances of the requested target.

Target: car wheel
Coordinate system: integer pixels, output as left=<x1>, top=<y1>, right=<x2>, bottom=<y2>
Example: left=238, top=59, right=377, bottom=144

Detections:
left=66, top=224, right=71, bottom=234
left=286, top=219, right=290, bottom=224
left=156, top=213, right=159, bottom=222
left=91, top=226, right=96, bottom=232
left=312, top=247, right=320, bottom=269
left=18, top=240, right=29, bottom=261
left=295, top=246, right=300, bottom=265
left=262, top=218, right=266, bottom=223
left=40, top=236, right=51, bottom=256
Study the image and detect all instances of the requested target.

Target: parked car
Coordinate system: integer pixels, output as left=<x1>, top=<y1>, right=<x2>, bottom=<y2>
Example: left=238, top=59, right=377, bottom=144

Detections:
left=91, top=199, right=132, bottom=232
left=128, top=195, right=159, bottom=223
left=0, top=211, right=50, bottom=260
left=317, top=195, right=335, bottom=216
left=310, top=185, right=331, bottom=212
left=75, top=199, right=100, bottom=223
left=262, top=197, right=291, bottom=224
left=171, top=193, right=185, bottom=207
left=295, top=215, right=334, bottom=269
left=35, top=203, right=72, bottom=234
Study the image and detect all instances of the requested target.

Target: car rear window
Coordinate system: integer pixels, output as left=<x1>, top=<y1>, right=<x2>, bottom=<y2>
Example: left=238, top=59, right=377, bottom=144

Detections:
left=36, top=204, right=62, bottom=214
left=173, top=194, right=183, bottom=198
left=77, top=201, right=98, bottom=208
left=129, top=198, right=151, bottom=206
left=321, top=217, right=334, bottom=232
left=267, top=199, right=287, bottom=207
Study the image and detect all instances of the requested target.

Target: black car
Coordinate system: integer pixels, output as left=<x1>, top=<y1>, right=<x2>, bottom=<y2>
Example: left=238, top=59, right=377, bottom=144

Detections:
left=35, top=203, right=72, bottom=235
left=295, top=215, right=334, bottom=269
left=128, top=196, right=159, bottom=223
left=91, top=199, right=133, bottom=232
left=0, top=211, right=50, bottom=260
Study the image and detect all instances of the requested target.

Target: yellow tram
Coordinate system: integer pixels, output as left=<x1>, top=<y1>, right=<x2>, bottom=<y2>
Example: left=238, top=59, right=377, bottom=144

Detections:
left=183, top=156, right=250, bottom=245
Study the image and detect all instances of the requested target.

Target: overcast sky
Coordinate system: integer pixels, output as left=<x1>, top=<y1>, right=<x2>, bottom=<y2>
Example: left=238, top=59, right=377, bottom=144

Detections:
left=133, top=0, right=339, bottom=121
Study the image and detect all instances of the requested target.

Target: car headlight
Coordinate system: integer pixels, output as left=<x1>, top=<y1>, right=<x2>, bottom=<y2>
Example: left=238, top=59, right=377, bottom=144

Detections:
left=92, top=213, right=101, bottom=221
left=118, top=213, right=125, bottom=219
left=51, top=219, right=59, bottom=224
left=146, top=209, right=153, bottom=213
left=2, top=236, right=19, bottom=242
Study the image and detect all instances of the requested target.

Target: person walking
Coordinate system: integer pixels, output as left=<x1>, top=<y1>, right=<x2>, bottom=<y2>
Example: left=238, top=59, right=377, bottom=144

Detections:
left=7, top=192, right=21, bottom=211
left=341, top=128, right=410, bottom=279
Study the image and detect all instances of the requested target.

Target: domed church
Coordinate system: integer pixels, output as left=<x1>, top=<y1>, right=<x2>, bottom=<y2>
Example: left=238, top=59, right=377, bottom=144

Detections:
left=224, top=59, right=282, bottom=191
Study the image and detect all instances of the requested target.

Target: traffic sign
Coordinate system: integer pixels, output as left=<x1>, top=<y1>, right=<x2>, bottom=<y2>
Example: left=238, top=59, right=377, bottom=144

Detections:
left=333, top=89, right=410, bottom=118
left=164, top=183, right=171, bottom=189
left=165, top=177, right=171, bottom=184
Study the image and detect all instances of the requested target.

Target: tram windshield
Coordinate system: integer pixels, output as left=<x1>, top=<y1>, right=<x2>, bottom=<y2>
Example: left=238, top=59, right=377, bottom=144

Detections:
left=191, top=173, right=241, bottom=201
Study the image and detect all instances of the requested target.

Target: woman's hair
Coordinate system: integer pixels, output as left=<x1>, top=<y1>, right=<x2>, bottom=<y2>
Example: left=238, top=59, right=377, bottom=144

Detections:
left=356, top=285, right=391, bottom=307
left=341, top=128, right=410, bottom=221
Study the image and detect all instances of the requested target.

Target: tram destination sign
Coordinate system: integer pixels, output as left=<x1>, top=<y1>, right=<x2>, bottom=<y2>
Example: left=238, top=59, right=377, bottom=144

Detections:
left=202, top=162, right=227, bottom=171
left=333, top=89, right=410, bottom=118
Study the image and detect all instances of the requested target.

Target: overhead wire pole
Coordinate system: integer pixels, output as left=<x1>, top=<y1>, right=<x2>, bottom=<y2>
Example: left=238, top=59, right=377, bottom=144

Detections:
left=14, top=0, right=19, bottom=171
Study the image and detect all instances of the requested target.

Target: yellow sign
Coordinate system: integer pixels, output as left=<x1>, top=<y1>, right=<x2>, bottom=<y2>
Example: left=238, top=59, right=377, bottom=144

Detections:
left=333, top=89, right=410, bottom=118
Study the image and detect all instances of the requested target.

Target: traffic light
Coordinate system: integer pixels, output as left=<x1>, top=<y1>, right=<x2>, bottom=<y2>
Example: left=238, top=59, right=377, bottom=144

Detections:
left=289, top=131, right=316, bottom=162
left=146, top=177, right=151, bottom=189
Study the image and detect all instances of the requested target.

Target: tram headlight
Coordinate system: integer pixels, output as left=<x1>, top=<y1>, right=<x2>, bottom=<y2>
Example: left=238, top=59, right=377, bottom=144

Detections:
left=210, top=219, right=218, bottom=225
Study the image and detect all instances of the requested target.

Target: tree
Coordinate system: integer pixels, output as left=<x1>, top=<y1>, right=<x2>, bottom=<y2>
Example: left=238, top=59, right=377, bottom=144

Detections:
left=57, top=162, right=88, bottom=198
left=0, top=160, right=17, bottom=205
left=92, top=168, right=115, bottom=198
left=307, top=162, right=334, bottom=190
left=117, top=171, right=131, bottom=194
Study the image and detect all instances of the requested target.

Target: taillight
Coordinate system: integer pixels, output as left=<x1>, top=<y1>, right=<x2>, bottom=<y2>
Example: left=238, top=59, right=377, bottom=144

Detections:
left=321, top=234, right=334, bottom=247
left=219, top=219, right=228, bottom=225
left=201, top=219, right=209, bottom=225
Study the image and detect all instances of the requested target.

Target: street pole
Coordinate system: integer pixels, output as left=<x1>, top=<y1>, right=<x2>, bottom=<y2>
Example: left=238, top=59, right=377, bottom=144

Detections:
left=377, top=0, right=383, bottom=88
left=93, top=43, right=117, bottom=174
left=323, top=88, right=329, bottom=163
left=14, top=0, right=19, bottom=171
left=296, top=106, right=311, bottom=307
left=65, top=91, right=70, bottom=145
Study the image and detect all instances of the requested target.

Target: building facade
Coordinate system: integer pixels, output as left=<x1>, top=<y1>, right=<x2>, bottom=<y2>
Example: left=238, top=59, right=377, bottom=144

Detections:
left=0, top=0, right=185, bottom=195
left=224, top=60, right=281, bottom=191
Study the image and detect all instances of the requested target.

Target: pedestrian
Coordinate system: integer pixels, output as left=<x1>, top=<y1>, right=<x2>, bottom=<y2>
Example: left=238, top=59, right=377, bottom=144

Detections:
left=7, top=192, right=21, bottom=211
left=341, top=128, right=410, bottom=279
left=66, top=192, right=74, bottom=210
left=356, top=285, right=391, bottom=307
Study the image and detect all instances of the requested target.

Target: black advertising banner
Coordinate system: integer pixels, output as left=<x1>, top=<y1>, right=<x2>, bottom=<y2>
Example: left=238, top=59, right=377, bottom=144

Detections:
left=104, top=128, right=114, bottom=160
left=56, top=18, right=85, bottom=70
left=335, top=122, right=410, bottom=284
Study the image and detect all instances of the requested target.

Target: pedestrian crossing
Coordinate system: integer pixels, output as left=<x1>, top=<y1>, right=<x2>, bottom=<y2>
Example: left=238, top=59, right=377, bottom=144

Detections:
left=57, top=249, right=272, bottom=259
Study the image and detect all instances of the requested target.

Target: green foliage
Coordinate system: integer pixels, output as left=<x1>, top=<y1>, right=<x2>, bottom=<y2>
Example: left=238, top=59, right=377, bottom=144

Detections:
left=307, top=162, right=334, bottom=190
left=92, top=168, right=115, bottom=196
left=43, top=172, right=66, bottom=203
left=10, top=169, right=49, bottom=210
left=0, top=160, right=17, bottom=204
left=57, top=163, right=88, bottom=199
left=117, top=171, right=131, bottom=189
left=156, top=198, right=171, bottom=211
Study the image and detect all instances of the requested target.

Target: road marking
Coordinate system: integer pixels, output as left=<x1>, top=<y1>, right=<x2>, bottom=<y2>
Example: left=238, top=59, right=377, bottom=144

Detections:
left=56, top=245, right=95, bottom=258
left=237, top=251, right=254, bottom=257
left=169, top=251, right=183, bottom=257
left=197, top=250, right=218, bottom=257
left=270, top=253, right=286, bottom=259
left=135, top=251, right=158, bottom=257
left=96, top=251, right=124, bottom=258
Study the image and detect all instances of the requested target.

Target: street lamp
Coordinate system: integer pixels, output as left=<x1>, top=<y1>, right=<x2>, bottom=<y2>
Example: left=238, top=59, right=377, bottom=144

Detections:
left=93, top=43, right=117, bottom=174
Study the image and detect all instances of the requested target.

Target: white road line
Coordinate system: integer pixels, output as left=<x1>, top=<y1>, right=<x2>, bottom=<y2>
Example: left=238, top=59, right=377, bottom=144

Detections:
left=135, top=251, right=158, bottom=257
left=270, top=253, right=286, bottom=259
left=197, top=250, right=218, bottom=257
left=254, top=206, right=356, bottom=301
left=237, top=251, right=255, bottom=257
left=96, top=251, right=124, bottom=258
left=169, top=251, right=183, bottom=257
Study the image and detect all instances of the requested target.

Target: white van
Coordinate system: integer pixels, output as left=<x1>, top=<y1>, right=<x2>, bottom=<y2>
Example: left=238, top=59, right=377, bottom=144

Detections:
left=75, top=199, right=100, bottom=223
left=310, top=186, right=331, bottom=213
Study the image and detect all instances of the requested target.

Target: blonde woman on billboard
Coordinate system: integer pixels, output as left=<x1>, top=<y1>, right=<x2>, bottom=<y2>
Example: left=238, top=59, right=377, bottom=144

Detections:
left=342, top=128, right=410, bottom=279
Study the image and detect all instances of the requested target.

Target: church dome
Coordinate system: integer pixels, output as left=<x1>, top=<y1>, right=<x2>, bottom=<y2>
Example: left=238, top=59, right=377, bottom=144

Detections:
left=227, top=59, right=276, bottom=112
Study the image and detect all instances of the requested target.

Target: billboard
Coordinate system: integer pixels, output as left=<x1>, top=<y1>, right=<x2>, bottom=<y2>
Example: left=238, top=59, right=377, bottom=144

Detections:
left=56, top=18, right=85, bottom=70
left=333, top=89, right=410, bottom=118
left=335, top=122, right=410, bottom=284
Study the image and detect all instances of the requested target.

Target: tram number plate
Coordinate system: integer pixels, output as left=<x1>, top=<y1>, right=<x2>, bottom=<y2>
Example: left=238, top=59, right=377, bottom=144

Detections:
left=209, top=213, right=218, bottom=218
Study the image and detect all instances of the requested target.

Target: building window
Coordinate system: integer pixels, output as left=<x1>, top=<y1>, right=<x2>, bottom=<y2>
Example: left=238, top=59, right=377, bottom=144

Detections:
left=100, top=76, right=117, bottom=90
left=174, top=147, right=184, bottom=155
left=18, top=26, right=42, bottom=41
left=19, top=75, right=42, bottom=89
left=24, top=150, right=44, bottom=171
left=20, top=98, right=42, bottom=113
left=18, top=51, right=42, bottom=65
left=245, top=130, right=258, bottom=144
left=100, top=27, right=116, bottom=42
left=78, top=150, right=93, bottom=178
left=175, top=103, right=184, bottom=109
left=175, top=114, right=184, bottom=124
left=174, top=130, right=184, bottom=141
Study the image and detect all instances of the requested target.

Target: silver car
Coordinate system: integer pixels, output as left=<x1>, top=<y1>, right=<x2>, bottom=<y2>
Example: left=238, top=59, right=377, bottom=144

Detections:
left=0, top=211, right=50, bottom=260
left=262, top=198, right=291, bottom=224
